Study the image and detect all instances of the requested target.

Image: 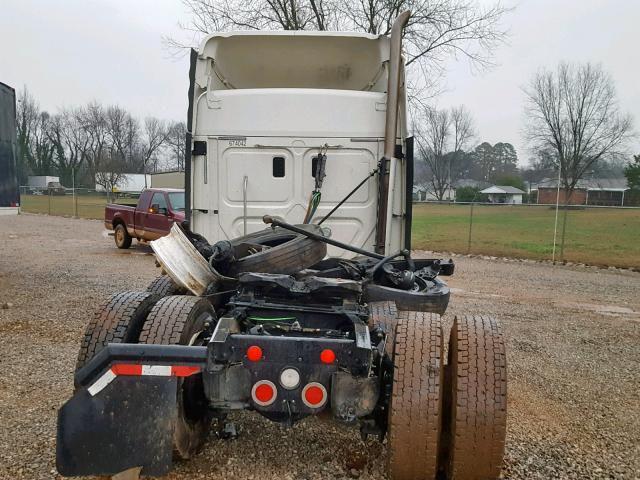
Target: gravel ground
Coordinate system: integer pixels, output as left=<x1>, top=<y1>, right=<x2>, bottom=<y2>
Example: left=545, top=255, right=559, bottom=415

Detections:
left=0, top=213, right=638, bottom=480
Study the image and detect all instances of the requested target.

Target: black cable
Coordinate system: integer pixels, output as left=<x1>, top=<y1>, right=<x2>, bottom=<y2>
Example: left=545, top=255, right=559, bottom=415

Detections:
left=317, top=169, right=378, bottom=225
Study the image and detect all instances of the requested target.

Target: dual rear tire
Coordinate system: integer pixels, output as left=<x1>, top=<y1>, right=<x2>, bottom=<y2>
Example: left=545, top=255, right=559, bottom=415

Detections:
left=380, top=309, right=507, bottom=480
left=75, top=292, right=215, bottom=459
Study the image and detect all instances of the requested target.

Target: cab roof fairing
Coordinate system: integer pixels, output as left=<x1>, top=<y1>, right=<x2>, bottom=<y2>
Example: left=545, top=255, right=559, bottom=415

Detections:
left=193, top=31, right=392, bottom=93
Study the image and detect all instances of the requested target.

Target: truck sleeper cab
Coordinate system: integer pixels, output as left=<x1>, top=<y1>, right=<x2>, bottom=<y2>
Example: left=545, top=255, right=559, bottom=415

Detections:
left=188, top=29, right=411, bottom=256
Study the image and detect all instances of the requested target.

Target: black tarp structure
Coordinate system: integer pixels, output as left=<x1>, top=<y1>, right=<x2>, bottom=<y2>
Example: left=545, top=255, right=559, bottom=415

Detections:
left=0, top=82, right=19, bottom=208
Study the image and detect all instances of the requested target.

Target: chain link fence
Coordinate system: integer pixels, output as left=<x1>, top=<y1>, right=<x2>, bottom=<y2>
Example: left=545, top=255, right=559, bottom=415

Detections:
left=19, top=187, right=138, bottom=220
left=17, top=189, right=640, bottom=269
left=411, top=201, right=640, bottom=270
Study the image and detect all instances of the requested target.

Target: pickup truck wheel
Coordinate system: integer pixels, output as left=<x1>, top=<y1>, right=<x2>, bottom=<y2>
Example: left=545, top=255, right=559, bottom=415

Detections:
left=76, top=291, right=160, bottom=372
left=138, top=296, right=216, bottom=459
left=387, top=311, right=444, bottom=480
left=442, top=315, right=507, bottom=480
left=227, top=225, right=327, bottom=276
left=146, top=275, right=186, bottom=297
left=114, top=224, right=132, bottom=249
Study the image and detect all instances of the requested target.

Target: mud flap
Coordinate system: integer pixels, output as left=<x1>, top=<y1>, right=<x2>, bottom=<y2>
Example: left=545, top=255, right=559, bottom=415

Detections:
left=56, top=375, right=177, bottom=477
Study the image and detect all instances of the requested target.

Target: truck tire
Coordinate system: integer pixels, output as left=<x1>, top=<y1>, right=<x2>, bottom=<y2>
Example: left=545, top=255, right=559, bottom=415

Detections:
left=146, top=275, right=186, bottom=297
left=227, top=225, right=327, bottom=276
left=76, top=291, right=159, bottom=371
left=368, top=301, right=398, bottom=355
left=387, top=311, right=444, bottom=480
left=138, top=296, right=216, bottom=459
left=114, top=223, right=132, bottom=249
left=443, top=315, right=507, bottom=480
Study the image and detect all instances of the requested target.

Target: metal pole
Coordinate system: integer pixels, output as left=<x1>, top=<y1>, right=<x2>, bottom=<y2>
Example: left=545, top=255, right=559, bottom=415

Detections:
left=48, top=190, right=51, bottom=215
left=375, top=10, right=410, bottom=254
left=551, top=165, right=562, bottom=264
left=72, top=167, right=77, bottom=218
left=242, top=176, right=248, bottom=235
left=467, top=202, right=474, bottom=254
left=559, top=207, right=568, bottom=262
left=263, top=215, right=385, bottom=260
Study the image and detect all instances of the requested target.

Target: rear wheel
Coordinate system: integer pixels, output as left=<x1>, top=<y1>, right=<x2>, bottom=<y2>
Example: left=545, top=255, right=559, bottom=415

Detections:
left=387, top=311, right=444, bottom=480
left=146, top=275, right=186, bottom=297
left=443, top=315, right=507, bottom=480
left=114, top=224, right=132, bottom=249
left=76, top=291, right=159, bottom=371
left=368, top=301, right=398, bottom=355
left=138, top=295, right=216, bottom=459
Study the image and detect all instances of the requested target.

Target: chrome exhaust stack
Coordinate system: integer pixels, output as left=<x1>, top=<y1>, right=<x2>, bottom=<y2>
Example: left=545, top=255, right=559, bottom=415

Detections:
left=375, top=10, right=410, bottom=254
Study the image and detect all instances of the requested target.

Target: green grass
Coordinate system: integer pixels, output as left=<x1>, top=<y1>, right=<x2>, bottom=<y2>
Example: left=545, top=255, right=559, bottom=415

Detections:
left=19, top=194, right=137, bottom=220
left=20, top=195, right=640, bottom=268
left=412, top=203, right=640, bottom=269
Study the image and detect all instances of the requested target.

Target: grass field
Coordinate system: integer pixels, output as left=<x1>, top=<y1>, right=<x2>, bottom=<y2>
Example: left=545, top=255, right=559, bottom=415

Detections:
left=19, top=195, right=640, bottom=268
left=412, top=203, right=640, bottom=269
left=20, top=194, right=133, bottom=220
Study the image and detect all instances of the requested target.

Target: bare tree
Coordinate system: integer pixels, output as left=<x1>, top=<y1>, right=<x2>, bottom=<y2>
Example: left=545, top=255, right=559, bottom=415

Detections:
left=78, top=102, right=109, bottom=179
left=105, top=106, right=143, bottom=173
left=141, top=117, right=170, bottom=178
left=46, top=108, right=92, bottom=186
left=166, top=0, right=509, bottom=92
left=166, top=121, right=187, bottom=171
left=16, top=87, right=55, bottom=182
left=95, top=156, right=127, bottom=203
left=524, top=62, right=635, bottom=201
left=415, top=105, right=475, bottom=200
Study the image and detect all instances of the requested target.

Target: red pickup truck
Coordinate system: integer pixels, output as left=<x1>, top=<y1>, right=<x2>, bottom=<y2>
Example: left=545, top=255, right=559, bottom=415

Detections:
left=104, top=188, right=185, bottom=248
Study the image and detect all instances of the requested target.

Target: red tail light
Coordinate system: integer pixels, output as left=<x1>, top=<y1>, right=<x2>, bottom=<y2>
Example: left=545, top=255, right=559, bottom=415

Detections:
left=246, top=345, right=263, bottom=362
left=320, top=349, right=336, bottom=364
left=252, top=380, right=277, bottom=406
left=302, top=382, right=327, bottom=408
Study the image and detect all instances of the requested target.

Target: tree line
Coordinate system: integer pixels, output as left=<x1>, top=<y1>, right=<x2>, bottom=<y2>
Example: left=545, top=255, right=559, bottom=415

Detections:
left=413, top=61, right=636, bottom=202
left=16, top=87, right=186, bottom=191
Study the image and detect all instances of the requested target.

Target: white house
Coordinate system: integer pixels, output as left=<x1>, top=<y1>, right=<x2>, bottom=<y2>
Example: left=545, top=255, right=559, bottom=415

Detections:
left=480, top=185, right=525, bottom=204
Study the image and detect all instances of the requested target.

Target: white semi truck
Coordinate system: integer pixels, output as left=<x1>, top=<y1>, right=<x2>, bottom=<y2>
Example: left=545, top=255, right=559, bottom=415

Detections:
left=56, top=12, right=507, bottom=480
left=187, top=27, right=410, bottom=257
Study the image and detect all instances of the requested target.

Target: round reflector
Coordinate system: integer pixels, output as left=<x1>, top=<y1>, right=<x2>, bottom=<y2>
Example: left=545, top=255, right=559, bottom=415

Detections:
left=302, top=382, right=327, bottom=408
left=280, top=368, right=301, bottom=390
left=320, top=349, right=336, bottom=364
left=251, top=380, right=277, bottom=406
left=246, top=345, right=263, bottom=362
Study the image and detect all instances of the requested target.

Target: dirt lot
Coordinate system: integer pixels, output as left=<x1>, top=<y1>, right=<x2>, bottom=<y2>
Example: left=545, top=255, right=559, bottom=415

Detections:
left=0, top=213, right=638, bottom=480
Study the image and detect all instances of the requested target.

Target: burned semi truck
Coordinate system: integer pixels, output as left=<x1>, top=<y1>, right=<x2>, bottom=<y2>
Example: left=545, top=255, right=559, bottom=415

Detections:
left=56, top=12, right=507, bottom=480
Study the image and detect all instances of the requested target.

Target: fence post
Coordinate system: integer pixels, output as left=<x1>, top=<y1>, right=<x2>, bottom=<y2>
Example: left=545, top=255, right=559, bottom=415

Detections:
left=48, top=191, right=51, bottom=215
left=559, top=208, right=568, bottom=262
left=467, top=202, right=474, bottom=253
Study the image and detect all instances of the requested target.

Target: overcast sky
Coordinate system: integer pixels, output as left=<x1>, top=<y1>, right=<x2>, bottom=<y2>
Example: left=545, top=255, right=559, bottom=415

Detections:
left=1, top=0, right=638, bottom=166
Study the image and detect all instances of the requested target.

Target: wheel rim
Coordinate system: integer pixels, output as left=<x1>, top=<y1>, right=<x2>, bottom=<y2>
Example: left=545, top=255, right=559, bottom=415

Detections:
left=116, top=228, right=124, bottom=245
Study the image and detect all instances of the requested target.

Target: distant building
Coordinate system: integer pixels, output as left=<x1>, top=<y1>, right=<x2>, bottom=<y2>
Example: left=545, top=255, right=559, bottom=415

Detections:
left=480, top=185, right=525, bottom=204
left=534, top=178, right=630, bottom=206
left=412, top=179, right=490, bottom=202
left=412, top=184, right=455, bottom=201
left=95, top=173, right=152, bottom=193
left=151, top=170, right=185, bottom=189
